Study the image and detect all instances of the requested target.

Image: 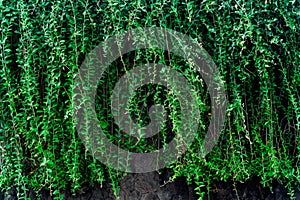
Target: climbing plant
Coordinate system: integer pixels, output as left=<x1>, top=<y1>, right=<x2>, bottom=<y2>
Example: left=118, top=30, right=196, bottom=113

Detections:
left=0, top=0, right=299, bottom=199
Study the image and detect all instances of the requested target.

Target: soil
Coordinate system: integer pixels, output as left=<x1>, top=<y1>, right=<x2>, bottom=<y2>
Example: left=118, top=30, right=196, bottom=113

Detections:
left=0, top=170, right=299, bottom=200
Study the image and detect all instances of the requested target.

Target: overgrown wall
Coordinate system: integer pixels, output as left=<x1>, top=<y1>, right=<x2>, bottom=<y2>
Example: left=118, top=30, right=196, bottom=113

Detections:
left=0, top=0, right=299, bottom=199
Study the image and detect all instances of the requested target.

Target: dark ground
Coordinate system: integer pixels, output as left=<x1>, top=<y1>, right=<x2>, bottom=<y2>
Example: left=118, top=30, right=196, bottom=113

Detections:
left=1, top=170, right=299, bottom=200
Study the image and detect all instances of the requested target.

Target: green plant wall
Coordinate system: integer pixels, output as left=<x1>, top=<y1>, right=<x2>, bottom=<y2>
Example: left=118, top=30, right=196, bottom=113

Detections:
left=0, top=0, right=299, bottom=199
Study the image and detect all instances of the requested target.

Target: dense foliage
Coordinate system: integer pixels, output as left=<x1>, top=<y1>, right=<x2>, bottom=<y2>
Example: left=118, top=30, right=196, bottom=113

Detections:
left=0, top=0, right=299, bottom=199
